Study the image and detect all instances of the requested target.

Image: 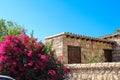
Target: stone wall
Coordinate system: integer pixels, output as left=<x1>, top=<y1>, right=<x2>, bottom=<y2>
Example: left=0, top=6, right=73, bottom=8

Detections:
left=45, top=35, right=64, bottom=58
left=99, top=29, right=120, bottom=62
left=46, top=33, right=113, bottom=64
left=65, top=62, right=120, bottom=80
left=103, top=37, right=120, bottom=61
left=63, top=36, right=113, bottom=63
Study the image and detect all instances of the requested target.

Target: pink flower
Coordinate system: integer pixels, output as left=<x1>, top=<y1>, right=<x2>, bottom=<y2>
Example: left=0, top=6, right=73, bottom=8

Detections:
left=27, top=60, right=33, bottom=66
left=37, top=60, right=42, bottom=65
left=37, top=60, right=47, bottom=68
left=57, top=56, right=63, bottom=62
left=27, top=51, right=32, bottom=57
left=39, top=42, right=44, bottom=47
left=14, top=39, right=19, bottom=44
left=0, top=47, right=4, bottom=55
left=34, top=65, right=40, bottom=70
left=10, top=66, right=17, bottom=74
left=19, top=34, right=29, bottom=43
left=48, top=70, right=58, bottom=78
left=0, top=66, right=2, bottom=70
left=0, top=34, right=67, bottom=79
left=31, top=38, right=37, bottom=42
left=0, top=56, right=9, bottom=62
left=12, top=61, right=17, bottom=66
left=47, top=79, right=53, bottom=80
left=0, top=56, right=4, bottom=62
left=3, top=56, right=9, bottom=60
left=38, top=54, right=41, bottom=58
left=5, top=35, right=12, bottom=40
left=18, top=64, right=25, bottom=71
left=41, top=55, right=49, bottom=62
left=63, top=67, right=70, bottom=73
left=16, top=58, right=20, bottom=61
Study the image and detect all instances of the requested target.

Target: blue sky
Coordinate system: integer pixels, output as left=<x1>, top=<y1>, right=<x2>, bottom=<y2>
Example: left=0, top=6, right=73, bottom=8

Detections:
left=0, top=0, right=120, bottom=42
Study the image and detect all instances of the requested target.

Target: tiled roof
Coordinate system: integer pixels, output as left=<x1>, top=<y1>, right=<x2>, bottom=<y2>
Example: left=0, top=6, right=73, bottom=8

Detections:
left=99, top=29, right=120, bottom=39
left=45, top=32, right=115, bottom=44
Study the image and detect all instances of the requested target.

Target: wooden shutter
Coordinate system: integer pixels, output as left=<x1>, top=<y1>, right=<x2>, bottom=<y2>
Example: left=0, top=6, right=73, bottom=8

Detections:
left=68, top=46, right=81, bottom=63
left=104, top=49, right=112, bottom=62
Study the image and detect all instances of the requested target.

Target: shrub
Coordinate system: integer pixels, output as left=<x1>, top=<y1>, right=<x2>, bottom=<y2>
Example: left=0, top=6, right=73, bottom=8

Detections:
left=0, top=34, right=69, bottom=80
left=87, top=52, right=106, bottom=63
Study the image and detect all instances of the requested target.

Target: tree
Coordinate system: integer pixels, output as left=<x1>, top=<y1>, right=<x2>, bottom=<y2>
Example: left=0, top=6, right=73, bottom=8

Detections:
left=0, top=19, right=70, bottom=80
left=0, top=19, right=25, bottom=40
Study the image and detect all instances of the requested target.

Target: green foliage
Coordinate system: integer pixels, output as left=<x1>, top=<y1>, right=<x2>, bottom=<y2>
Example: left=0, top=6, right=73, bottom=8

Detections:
left=0, top=19, right=25, bottom=40
left=0, top=19, right=70, bottom=79
left=44, top=40, right=53, bottom=53
left=30, top=30, right=34, bottom=38
left=87, top=52, right=106, bottom=63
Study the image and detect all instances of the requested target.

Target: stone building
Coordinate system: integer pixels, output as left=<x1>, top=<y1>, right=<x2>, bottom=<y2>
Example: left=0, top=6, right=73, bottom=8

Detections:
left=45, top=29, right=120, bottom=64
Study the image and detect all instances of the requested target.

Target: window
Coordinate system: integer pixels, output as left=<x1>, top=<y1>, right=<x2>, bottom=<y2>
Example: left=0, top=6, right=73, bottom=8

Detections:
left=104, top=49, right=112, bottom=62
left=68, top=46, right=81, bottom=63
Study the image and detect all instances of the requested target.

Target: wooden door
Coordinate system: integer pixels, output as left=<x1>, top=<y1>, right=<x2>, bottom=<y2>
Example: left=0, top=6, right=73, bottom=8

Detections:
left=104, top=49, right=112, bottom=62
left=68, top=46, right=81, bottom=63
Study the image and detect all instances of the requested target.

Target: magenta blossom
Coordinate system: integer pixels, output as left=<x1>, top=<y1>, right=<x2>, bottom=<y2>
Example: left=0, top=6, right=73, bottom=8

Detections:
left=0, top=34, right=69, bottom=80
left=27, top=60, right=33, bottom=67
left=40, top=54, right=49, bottom=62
left=48, top=70, right=58, bottom=78
left=27, top=51, right=32, bottom=57
left=63, top=67, right=70, bottom=73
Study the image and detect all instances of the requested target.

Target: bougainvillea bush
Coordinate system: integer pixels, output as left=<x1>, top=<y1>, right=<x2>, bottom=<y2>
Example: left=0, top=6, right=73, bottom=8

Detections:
left=0, top=34, right=70, bottom=80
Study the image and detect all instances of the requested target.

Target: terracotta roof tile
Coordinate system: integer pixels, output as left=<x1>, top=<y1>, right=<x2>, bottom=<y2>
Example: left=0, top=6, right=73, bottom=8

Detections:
left=45, top=32, right=115, bottom=44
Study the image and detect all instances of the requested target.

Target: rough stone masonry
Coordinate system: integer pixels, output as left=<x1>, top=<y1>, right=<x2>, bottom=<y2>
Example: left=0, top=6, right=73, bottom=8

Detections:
left=45, top=29, right=120, bottom=64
